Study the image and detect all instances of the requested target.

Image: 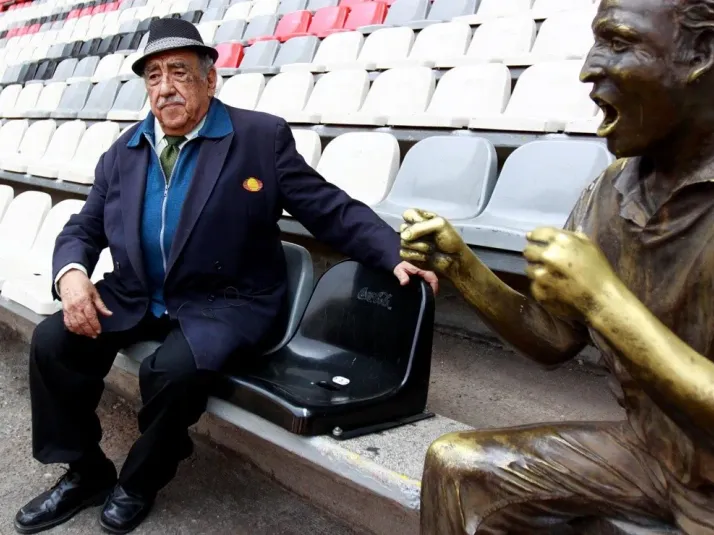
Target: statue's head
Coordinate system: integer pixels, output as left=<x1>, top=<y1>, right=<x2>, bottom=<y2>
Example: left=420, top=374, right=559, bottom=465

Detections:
left=581, top=0, right=714, bottom=158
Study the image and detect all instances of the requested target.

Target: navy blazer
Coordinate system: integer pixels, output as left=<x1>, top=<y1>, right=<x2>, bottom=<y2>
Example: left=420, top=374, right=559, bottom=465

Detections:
left=52, top=99, right=402, bottom=370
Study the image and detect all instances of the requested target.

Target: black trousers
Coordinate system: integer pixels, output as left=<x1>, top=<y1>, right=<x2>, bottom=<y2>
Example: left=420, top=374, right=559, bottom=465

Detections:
left=29, top=311, right=215, bottom=498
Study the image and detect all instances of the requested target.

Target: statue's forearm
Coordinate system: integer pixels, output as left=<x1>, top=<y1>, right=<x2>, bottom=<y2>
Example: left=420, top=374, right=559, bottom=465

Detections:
left=588, top=278, right=714, bottom=434
left=451, top=250, right=587, bottom=366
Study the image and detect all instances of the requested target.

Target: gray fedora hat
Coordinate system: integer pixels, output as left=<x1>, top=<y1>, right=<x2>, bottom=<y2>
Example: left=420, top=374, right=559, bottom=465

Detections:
left=131, top=18, right=219, bottom=76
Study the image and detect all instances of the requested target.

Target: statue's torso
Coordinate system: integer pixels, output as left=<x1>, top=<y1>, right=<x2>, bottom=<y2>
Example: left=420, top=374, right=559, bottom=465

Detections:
left=566, top=157, right=714, bottom=487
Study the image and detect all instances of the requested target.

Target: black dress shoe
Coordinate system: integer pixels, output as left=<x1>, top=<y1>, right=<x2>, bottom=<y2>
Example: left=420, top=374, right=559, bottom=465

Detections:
left=99, top=485, right=154, bottom=534
left=14, top=465, right=117, bottom=534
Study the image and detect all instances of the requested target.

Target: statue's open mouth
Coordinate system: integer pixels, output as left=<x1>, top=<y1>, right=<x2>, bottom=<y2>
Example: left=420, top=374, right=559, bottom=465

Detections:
left=592, top=97, right=620, bottom=137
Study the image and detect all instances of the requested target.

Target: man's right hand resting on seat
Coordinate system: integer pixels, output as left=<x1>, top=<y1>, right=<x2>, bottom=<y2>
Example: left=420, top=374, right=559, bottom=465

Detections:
left=14, top=18, right=436, bottom=535
left=58, top=269, right=112, bottom=339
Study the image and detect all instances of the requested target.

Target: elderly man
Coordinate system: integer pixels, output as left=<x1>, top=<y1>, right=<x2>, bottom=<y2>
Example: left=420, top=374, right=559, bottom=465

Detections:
left=400, top=0, right=714, bottom=533
left=14, top=18, right=436, bottom=535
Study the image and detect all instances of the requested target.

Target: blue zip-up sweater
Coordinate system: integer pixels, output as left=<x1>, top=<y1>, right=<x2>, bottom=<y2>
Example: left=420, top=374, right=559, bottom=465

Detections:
left=132, top=100, right=233, bottom=317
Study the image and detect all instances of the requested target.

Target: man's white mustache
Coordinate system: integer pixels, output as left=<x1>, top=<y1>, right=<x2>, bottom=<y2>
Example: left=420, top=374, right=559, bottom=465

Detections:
left=157, top=96, right=186, bottom=109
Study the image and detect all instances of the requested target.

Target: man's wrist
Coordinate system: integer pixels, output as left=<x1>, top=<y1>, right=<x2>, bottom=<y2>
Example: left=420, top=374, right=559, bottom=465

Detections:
left=55, top=264, right=88, bottom=295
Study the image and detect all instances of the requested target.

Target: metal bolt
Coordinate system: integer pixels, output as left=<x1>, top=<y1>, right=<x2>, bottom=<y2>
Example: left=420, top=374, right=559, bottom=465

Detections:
left=332, top=427, right=343, bottom=437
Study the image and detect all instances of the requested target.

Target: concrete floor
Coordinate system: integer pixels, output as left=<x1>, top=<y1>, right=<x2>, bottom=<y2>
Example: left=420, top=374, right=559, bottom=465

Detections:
left=0, top=322, right=625, bottom=535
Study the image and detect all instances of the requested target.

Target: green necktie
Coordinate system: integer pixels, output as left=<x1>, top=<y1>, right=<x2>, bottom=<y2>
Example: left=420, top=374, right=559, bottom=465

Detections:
left=159, top=135, right=186, bottom=180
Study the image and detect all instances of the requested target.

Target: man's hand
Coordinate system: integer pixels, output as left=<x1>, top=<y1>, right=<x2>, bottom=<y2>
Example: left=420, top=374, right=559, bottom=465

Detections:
left=399, top=208, right=468, bottom=279
left=393, top=260, right=439, bottom=295
left=58, top=269, right=112, bottom=338
left=523, top=227, right=617, bottom=320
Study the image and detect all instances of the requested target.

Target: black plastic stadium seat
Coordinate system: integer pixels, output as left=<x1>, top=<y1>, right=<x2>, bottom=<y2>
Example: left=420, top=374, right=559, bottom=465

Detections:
left=222, top=260, right=435, bottom=438
left=97, top=34, right=122, bottom=56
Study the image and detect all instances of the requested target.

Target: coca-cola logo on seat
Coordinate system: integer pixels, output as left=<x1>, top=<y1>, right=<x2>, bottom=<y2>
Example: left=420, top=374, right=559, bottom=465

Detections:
left=357, top=287, right=392, bottom=310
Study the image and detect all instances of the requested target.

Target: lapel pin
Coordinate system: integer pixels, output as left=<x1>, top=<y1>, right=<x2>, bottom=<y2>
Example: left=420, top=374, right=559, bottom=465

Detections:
left=243, top=177, right=263, bottom=192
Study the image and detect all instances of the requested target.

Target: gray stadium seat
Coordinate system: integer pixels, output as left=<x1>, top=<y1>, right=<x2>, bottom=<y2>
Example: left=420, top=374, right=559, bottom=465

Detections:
left=77, top=78, right=122, bottom=120
left=375, top=136, right=497, bottom=229
left=189, top=0, right=211, bottom=10
left=25, top=82, right=67, bottom=119
left=241, top=15, right=278, bottom=45
left=46, top=58, right=78, bottom=84
left=209, top=0, right=230, bottom=8
left=279, top=0, right=308, bottom=15
left=460, top=140, right=615, bottom=252
left=307, top=0, right=337, bottom=10
left=66, top=55, right=100, bottom=83
left=407, top=0, right=479, bottom=30
left=271, top=36, right=319, bottom=72
left=236, top=40, right=280, bottom=74
left=214, top=19, right=247, bottom=43
left=50, top=81, right=93, bottom=119
left=201, top=6, right=226, bottom=22
left=359, top=0, right=429, bottom=34
left=107, top=78, right=147, bottom=121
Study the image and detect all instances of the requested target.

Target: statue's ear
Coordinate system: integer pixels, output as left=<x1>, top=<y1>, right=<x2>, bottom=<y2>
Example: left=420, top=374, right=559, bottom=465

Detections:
left=687, top=31, right=714, bottom=83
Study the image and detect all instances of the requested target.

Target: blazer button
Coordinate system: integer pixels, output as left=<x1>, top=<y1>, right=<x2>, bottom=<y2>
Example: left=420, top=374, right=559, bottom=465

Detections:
left=114, top=260, right=120, bottom=269
left=208, top=294, right=215, bottom=302
left=214, top=261, right=222, bottom=271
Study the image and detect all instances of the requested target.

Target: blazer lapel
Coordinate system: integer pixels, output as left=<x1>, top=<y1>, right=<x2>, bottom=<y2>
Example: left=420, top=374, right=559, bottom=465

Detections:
left=119, top=142, right=150, bottom=290
left=165, top=132, right=234, bottom=277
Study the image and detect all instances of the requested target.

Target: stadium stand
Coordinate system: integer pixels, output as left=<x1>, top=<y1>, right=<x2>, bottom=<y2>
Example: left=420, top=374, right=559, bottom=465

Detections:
left=0, top=1, right=625, bottom=532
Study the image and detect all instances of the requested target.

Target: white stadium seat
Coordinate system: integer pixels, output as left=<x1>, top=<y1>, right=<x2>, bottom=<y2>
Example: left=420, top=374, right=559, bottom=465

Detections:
left=25, top=82, right=67, bottom=119
left=468, top=60, right=597, bottom=132
left=292, top=129, right=322, bottom=168
left=530, top=0, right=598, bottom=20
left=91, top=53, right=126, bottom=83
left=224, top=2, right=253, bottom=21
left=389, top=64, right=511, bottom=128
left=218, top=73, right=266, bottom=110
left=379, top=22, right=471, bottom=70
left=0, top=185, right=13, bottom=223
left=1, top=199, right=85, bottom=314
left=439, top=16, right=536, bottom=67
left=254, top=71, right=314, bottom=119
left=0, top=190, right=52, bottom=289
left=27, top=120, right=87, bottom=179
left=58, top=121, right=121, bottom=184
left=1, top=120, right=57, bottom=174
left=91, top=248, right=114, bottom=284
left=283, top=68, right=369, bottom=124
left=316, top=132, right=399, bottom=206
left=280, top=31, right=364, bottom=73
left=0, top=84, right=23, bottom=117
left=321, top=66, right=435, bottom=126
left=3, top=83, right=43, bottom=118
left=0, top=120, right=29, bottom=161
left=327, top=27, right=414, bottom=71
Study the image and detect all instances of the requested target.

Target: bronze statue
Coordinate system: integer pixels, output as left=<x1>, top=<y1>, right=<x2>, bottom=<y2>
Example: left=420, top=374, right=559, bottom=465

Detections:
left=400, top=0, right=714, bottom=533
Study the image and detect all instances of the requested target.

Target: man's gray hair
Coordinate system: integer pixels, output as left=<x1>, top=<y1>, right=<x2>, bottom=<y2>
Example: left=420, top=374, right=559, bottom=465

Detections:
left=197, top=50, right=215, bottom=79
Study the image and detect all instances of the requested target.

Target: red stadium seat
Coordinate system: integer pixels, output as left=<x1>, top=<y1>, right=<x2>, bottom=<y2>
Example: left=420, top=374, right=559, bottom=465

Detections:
left=79, top=5, right=94, bottom=17
left=325, top=1, right=386, bottom=34
left=291, top=6, right=349, bottom=38
left=67, top=7, right=82, bottom=19
left=252, top=10, right=312, bottom=43
left=214, top=42, right=245, bottom=69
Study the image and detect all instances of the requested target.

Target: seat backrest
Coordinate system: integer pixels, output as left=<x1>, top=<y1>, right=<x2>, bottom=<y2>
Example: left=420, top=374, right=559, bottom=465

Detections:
left=214, top=42, right=244, bottom=68
left=361, top=66, right=435, bottom=115
left=0, top=185, right=14, bottom=223
left=214, top=19, right=246, bottom=42
left=425, top=63, right=511, bottom=116
left=531, top=0, right=593, bottom=17
left=467, top=15, right=535, bottom=61
left=311, top=30, right=363, bottom=64
left=239, top=39, right=279, bottom=68
left=200, top=6, right=226, bottom=22
left=316, top=132, right=400, bottom=206
left=218, top=72, right=266, bottom=109
left=38, top=120, right=87, bottom=165
left=242, top=14, right=278, bottom=41
left=357, top=26, right=414, bottom=63
left=292, top=128, right=322, bottom=168
left=52, top=58, right=79, bottom=81
left=224, top=1, right=252, bottom=20
left=197, top=21, right=218, bottom=43
left=273, top=35, right=319, bottom=67
left=427, top=0, right=477, bottom=20
left=380, top=136, right=498, bottom=219
left=35, top=82, right=67, bottom=113
left=26, top=198, right=85, bottom=275
left=12, top=83, right=43, bottom=116
left=109, top=77, right=147, bottom=113
left=294, top=260, right=433, bottom=383
left=304, top=68, right=369, bottom=114
left=504, top=60, right=596, bottom=121
left=0, top=190, right=52, bottom=256
left=92, top=53, right=124, bottom=81
left=16, top=119, right=56, bottom=158
left=409, top=21, right=471, bottom=62
left=55, top=81, right=93, bottom=114
left=308, top=0, right=338, bottom=9
left=248, top=0, right=279, bottom=19
left=343, top=1, right=386, bottom=30
left=0, top=84, right=22, bottom=115
left=482, top=139, right=614, bottom=226
left=263, top=241, right=314, bottom=353
left=72, top=55, right=100, bottom=78
left=91, top=248, right=114, bottom=283
left=0, top=119, right=29, bottom=157
left=307, top=5, right=348, bottom=35
left=80, top=77, right=121, bottom=115
left=74, top=121, right=121, bottom=165
left=383, top=0, right=428, bottom=24
left=279, top=0, right=308, bottom=15
left=530, top=8, right=596, bottom=57
left=254, top=70, right=314, bottom=115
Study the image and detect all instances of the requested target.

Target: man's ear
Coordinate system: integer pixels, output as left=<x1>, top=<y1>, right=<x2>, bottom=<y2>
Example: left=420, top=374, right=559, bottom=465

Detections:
left=687, top=32, right=714, bottom=83
left=207, top=67, right=218, bottom=96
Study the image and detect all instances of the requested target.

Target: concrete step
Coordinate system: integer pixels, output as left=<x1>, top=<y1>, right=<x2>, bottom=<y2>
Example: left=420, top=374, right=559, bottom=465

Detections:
left=0, top=297, right=624, bottom=535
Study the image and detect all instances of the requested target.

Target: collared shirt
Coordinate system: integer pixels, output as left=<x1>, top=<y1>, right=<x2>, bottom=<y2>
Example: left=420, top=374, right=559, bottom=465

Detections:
left=565, top=157, right=714, bottom=486
left=54, top=115, right=208, bottom=292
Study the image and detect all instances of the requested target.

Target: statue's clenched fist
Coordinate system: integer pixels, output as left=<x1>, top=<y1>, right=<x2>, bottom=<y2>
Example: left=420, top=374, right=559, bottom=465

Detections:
left=399, top=209, right=468, bottom=277
left=58, top=269, right=113, bottom=338
left=524, top=227, right=617, bottom=320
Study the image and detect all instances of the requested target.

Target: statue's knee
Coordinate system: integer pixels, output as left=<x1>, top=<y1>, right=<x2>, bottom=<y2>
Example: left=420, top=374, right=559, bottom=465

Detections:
left=425, top=432, right=499, bottom=480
